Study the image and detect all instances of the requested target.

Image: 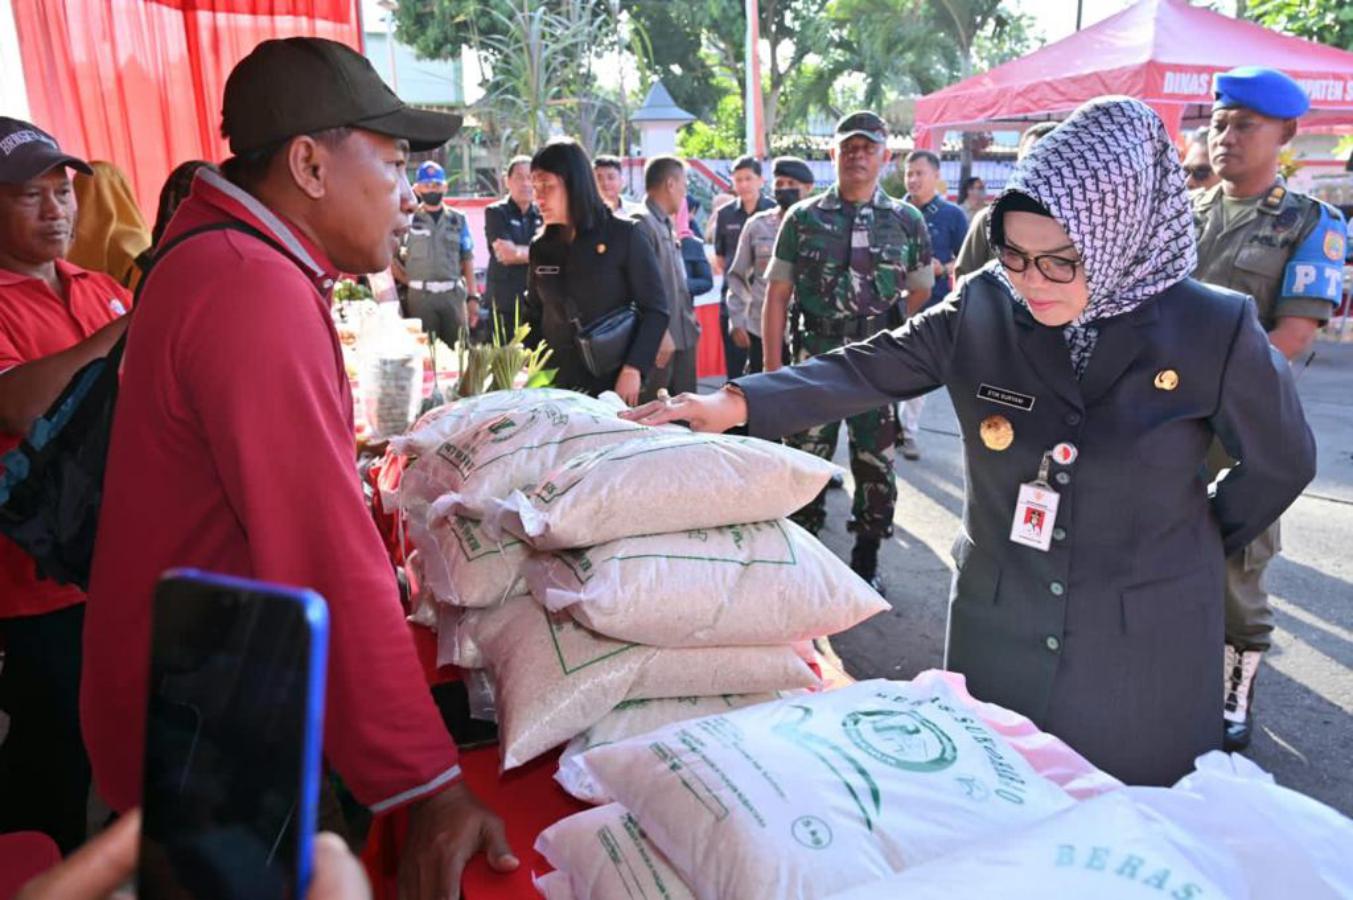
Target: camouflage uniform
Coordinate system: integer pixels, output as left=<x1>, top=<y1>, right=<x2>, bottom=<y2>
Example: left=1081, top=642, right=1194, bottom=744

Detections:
left=765, top=185, right=934, bottom=538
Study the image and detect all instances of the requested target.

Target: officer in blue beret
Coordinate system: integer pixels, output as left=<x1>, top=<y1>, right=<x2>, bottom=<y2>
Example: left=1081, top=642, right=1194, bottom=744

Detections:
left=1192, top=66, right=1347, bottom=752
left=394, top=160, right=480, bottom=345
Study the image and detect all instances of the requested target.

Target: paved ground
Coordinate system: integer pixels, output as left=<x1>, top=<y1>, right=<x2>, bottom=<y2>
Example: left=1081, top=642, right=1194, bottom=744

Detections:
left=803, top=337, right=1353, bottom=815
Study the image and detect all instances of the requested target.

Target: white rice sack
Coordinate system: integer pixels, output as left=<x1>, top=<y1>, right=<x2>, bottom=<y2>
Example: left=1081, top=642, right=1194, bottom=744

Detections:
left=392, top=387, right=583, bottom=457
left=400, top=391, right=656, bottom=507
left=434, top=604, right=483, bottom=669
left=557, top=693, right=793, bottom=804
left=566, top=677, right=1074, bottom=900
left=827, top=791, right=1240, bottom=900
left=480, top=432, right=836, bottom=550
left=1129, top=752, right=1353, bottom=899
left=409, top=495, right=530, bottom=608
left=530, top=519, right=887, bottom=647
left=536, top=803, right=695, bottom=900
left=532, top=871, right=573, bottom=900
left=466, top=596, right=820, bottom=770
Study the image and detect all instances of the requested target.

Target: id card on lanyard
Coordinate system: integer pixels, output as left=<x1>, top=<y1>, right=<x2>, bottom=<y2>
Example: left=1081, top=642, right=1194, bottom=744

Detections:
left=1010, top=451, right=1060, bottom=552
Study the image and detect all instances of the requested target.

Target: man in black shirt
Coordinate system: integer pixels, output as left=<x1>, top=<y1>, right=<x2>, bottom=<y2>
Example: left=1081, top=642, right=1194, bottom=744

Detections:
left=713, top=156, right=774, bottom=379
left=481, top=155, right=541, bottom=340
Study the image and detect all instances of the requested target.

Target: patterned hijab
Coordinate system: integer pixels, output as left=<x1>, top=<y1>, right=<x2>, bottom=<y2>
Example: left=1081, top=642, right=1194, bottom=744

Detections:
left=993, top=96, right=1197, bottom=376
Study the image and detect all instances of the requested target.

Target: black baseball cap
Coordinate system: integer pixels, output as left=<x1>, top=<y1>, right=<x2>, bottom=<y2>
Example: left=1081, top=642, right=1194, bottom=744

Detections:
left=222, top=37, right=461, bottom=155
left=0, top=118, right=92, bottom=184
left=835, top=111, right=888, bottom=144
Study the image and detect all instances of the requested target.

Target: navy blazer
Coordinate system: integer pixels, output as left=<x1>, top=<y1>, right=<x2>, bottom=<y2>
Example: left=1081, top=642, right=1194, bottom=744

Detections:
left=736, top=266, right=1315, bottom=785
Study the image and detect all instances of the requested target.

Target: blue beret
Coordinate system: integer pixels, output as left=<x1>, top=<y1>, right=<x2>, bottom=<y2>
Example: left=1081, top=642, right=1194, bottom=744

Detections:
left=415, top=160, right=446, bottom=184
left=1214, top=66, right=1310, bottom=119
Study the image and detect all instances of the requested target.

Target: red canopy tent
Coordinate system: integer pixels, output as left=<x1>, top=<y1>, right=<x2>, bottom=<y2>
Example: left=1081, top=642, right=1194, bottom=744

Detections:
left=9, top=0, right=364, bottom=218
left=913, top=0, right=1353, bottom=149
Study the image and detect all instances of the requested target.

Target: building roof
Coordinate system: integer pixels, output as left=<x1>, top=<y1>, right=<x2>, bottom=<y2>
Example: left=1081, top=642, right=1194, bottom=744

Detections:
left=630, top=81, right=695, bottom=124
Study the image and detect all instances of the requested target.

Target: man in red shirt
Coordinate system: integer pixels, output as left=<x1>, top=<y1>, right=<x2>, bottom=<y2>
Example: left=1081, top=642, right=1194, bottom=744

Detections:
left=85, top=39, right=514, bottom=897
left=0, top=118, right=132, bottom=851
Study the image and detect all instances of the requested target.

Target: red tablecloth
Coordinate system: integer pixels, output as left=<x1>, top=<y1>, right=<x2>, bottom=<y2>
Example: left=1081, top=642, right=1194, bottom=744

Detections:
left=695, top=302, right=726, bottom=380
left=359, top=625, right=587, bottom=899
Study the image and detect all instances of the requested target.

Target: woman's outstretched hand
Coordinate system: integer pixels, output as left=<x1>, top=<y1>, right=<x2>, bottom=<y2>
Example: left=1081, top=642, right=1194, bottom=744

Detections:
left=620, top=388, right=747, bottom=433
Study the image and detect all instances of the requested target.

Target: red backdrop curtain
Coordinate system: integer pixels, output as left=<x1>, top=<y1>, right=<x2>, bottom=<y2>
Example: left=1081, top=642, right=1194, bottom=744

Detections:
left=11, top=0, right=363, bottom=218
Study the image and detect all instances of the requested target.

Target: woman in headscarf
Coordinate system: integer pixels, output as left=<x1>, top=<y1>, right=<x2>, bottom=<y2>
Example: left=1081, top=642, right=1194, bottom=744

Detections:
left=624, top=97, right=1315, bottom=785
left=67, top=161, right=152, bottom=289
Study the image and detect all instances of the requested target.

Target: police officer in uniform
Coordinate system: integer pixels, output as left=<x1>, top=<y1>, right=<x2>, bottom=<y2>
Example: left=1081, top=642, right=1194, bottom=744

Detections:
left=482, top=154, right=542, bottom=339
left=725, top=156, right=815, bottom=375
left=714, top=156, right=776, bottom=378
left=1192, top=67, right=1347, bottom=751
left=397, top=161, right=479, bottom=346
left=761, top=111, right=934, bottom=592
left=627, top=97, right=1314, bottom=786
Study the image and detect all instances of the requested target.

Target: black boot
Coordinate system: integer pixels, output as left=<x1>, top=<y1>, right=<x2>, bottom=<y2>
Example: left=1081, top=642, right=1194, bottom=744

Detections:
left=850, top=536, right=886, bottom=596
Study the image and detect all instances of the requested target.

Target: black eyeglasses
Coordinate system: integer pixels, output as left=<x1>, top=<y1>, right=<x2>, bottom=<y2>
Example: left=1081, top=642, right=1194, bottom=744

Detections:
left=1184, top=165, right=1213, bottom=182
left=995, top=244, right=1083, bottom=284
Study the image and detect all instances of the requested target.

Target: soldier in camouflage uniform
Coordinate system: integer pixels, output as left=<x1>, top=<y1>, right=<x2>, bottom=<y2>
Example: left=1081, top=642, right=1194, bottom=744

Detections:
left=761, top=111, right=934, bottom=593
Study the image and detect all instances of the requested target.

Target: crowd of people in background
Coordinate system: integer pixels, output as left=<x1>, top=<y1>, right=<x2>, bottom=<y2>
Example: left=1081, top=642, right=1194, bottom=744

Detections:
left=0, top=30, right=1347, bottom=896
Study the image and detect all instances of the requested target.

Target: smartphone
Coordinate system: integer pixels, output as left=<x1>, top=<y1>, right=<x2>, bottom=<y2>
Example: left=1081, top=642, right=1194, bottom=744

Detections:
left=137, top=569, right=329, bottom=900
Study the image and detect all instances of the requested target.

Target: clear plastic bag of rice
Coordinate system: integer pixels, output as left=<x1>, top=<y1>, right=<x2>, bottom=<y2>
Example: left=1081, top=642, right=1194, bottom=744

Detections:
left=463, top=596, right=820, bottom=769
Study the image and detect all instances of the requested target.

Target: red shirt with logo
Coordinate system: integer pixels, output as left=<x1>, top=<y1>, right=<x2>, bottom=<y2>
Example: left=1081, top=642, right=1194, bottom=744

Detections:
left=0, top=260, right=131, bottom=618
left=84, top=170, right=461, bottom=814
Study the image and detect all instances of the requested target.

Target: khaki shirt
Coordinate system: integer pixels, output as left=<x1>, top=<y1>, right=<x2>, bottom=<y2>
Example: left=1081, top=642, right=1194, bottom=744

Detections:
left=403, top=205, right=470, bottom=285
left=1192, top=182, right=1346, bottom=330
left=725, top=206, right=782, bottom=337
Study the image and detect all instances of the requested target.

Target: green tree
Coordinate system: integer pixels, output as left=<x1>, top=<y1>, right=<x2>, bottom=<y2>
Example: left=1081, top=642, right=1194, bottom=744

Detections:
left=624, top=0, right=835, bottom=153
left=678, top=90, right=745, bottom=158
left=1246, top=0, right=1353, bottom=51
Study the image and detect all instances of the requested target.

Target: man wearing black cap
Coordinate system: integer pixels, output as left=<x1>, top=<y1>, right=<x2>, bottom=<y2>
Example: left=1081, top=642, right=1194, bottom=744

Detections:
left=725, top=156, right=814, bottom=375
left=1192, top=66, right=1347, bottom=752
left=0, top=118, right=132, bottom=851
left=760, top=111, right=933, bottom=593
left=713, top=155, right=774, bottom=378
left=83, top=38, right=516, bottom=897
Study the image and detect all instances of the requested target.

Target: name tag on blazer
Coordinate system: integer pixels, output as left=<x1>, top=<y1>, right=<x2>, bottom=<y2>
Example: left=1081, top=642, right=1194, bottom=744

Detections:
left=534, top=265, right=561, bottom=275
left=977, top=383, right=1036, bottom=412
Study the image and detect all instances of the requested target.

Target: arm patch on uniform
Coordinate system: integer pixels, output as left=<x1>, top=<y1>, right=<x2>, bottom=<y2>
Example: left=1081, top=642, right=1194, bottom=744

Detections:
left=1280, top=204, right=1346, bottom=304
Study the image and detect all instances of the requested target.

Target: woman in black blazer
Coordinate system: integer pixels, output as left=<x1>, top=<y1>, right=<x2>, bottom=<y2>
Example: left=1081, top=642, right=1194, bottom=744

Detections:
left=624, top=97, right=1316, bottom=786
left=525, top=139, right=670, bottom=403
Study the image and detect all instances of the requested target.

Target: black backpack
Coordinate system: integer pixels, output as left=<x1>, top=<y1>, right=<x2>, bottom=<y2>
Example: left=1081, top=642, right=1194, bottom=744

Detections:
left=0, top=221, right=290, bottom=589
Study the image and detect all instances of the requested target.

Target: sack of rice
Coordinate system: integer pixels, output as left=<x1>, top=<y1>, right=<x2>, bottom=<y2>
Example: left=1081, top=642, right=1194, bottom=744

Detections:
left=400, top=391, right=659, bottom=507
left=391, top=387, right=582, bottom=457
left=536, top=803, right=695, bottom=900
left=465, top=596, right=820, bottom=769
left=529, top=519, right=887, bottom=647
left=564, top=677, right=1074, bottom=900
left=408, top=495, right=530, bottom=608
left=1129, top=752, right=1353, bottom=898
left=557, top=693, right=793, bottom=804
left=826, top=791, right=1240, bottom=900
left=924, top=670, right=1120, bottom=800
left=533, top=871, right=574, bottom=900
left=480, top=432, right=836, bottom=550
left=434, top=604, right=483, bottom=669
